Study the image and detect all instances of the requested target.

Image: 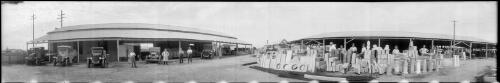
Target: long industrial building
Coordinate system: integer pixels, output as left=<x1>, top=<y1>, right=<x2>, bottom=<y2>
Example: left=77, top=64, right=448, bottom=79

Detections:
left=290, top=31, right=496, bottom=58
left=27, top=23, right=252, bottom=63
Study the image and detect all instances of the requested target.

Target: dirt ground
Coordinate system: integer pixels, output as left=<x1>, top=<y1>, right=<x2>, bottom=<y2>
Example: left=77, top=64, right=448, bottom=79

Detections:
left=2, top=54, right=496, bottom=82
left=1, top=54, right=301, bottom=82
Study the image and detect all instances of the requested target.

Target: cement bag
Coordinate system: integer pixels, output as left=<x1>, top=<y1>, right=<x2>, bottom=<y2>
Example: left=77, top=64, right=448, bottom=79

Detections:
left=263, top=58, right=271, bottom=68
left=281, top=53, right=288, bottom=64
left=258, top=56, right=266, bottom=67
left=270, top=57, right=278, bottom=69
left=285, top=50, right=293, bottom=63
left=453, top=55, right=460, bottom=67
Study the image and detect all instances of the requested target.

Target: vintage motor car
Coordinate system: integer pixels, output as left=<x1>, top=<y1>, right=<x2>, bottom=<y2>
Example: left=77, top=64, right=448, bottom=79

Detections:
left=87, top=47, right=109, bottom=68
left=53, top=46, right=77, bottom=66
left=201, top=49, right=215, bottom=59
left=25, top=47, right=49, bottom=66
left=145, top=47, right=162, bottom=63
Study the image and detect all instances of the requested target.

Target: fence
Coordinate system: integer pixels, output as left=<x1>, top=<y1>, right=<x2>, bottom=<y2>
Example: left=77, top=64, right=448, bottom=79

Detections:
left=1, top=54, right=27, bottom=65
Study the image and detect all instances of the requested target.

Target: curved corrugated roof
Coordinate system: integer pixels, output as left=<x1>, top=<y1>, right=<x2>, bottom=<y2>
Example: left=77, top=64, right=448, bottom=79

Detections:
left=29, top=23, right=250, bottom=44
left=48, top=23, right=236, bottom=39
left=300, top=31, right=496, bottom=44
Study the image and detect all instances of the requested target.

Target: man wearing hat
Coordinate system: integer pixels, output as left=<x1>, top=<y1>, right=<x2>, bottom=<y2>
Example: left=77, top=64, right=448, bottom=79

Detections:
left=187, top=44, right=194, bottom=63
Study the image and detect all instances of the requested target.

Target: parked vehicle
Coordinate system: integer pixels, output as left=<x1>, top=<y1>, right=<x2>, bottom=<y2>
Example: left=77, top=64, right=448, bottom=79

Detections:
left=201, top=49, right=215, bottom=59
left=25, top=47, right=49, bottom=66
left=87, top=47, right=109, bottom=68
left=53, top=46, right=76, bottom=66
left=145, top=47, right=161, bottom=63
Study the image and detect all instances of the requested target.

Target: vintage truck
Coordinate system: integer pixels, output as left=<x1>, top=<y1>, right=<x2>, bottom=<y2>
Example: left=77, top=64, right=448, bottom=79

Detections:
left=53, top=46, right=77, bottom=66
left=87, top=47, right=109, bottom=68
left=25, top=47, right=49, bottom=66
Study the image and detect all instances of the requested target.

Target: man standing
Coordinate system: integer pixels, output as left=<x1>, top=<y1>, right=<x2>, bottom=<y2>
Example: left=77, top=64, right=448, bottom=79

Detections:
left=179, top=48, right=185, bottom=63
left=161, top=49, right=169, bottom=64
left=348, top=43, right=357, bottom=65
left=328, top=42, right=336, bottom=71
left=129, top=49, right=137, bottom=68
left=393, top=46, right=400, bottom=55
left=187, top=46, right=193, bottom=63
left=340, top=45, right=347, bottom=64
left=420, top=45, right=429, bottom=56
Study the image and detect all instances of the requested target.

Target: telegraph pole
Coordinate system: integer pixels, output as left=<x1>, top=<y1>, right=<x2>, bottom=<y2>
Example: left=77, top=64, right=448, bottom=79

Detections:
left=31, top=13, right=35, bottom=48
left=452, top=19, right=457, bottom=55
left=57, top=10, right=65, bottom=28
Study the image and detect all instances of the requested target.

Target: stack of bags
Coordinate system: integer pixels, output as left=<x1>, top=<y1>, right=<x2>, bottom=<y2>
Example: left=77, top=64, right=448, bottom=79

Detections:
left=407, top=46, right=418, bottom=74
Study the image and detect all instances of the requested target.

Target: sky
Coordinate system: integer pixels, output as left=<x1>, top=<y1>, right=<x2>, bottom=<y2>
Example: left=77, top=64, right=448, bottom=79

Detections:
left=1, top=1, right=497, bottom=50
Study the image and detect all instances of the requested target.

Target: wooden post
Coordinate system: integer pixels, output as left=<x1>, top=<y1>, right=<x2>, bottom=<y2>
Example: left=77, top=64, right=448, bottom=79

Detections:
left=26, top=43, right=29, bottom=53
left=431, top=40, right=434, bottom=49
left=301, top=40, right=304, bottom=46
left=469, top=42, right=472, bottom=59
left=344, top=38, right=347, bottom=50
left=116, top=40, right=119, bottom=62
left=485, top=43, right=488, bottom=58
left=77, top=41, right=80, bottom=63
left=236, top=43, right=239, bottom=56
left=323, top=39, right=325, bottom=56
left=378, top=38, right=381, bottom=47
left=179, top=40, right=182, bottom=56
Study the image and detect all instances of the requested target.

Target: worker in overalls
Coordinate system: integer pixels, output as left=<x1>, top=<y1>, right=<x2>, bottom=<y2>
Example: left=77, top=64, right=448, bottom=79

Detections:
left=161, top=49, right=169, bottom=65
left=187, top=46, right=193, bottom=63
left=129, top=50, right=137, bottom=68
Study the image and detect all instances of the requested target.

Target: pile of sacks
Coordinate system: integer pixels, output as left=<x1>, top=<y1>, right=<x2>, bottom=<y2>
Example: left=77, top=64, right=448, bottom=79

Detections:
left=258, top=49, right=318, bottom=73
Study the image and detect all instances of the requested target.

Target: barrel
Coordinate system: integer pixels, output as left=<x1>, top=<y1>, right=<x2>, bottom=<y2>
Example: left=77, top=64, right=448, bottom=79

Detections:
left=416, top=60, right=421, bottom=74
left=402, top=59, right=408, bottom=74
left=422, top=59, right=427, bottom=73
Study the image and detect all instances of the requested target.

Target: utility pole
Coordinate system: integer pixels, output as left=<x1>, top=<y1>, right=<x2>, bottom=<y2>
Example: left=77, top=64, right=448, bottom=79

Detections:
left=31, top=13, right=35, bottom=48
left=57, top=10, right=65, bottom=28
left=452, top=19, right=457, bottom=55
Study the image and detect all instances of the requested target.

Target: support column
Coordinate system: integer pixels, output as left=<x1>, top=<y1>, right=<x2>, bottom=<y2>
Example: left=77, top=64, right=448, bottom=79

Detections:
left=236, top=43, right=239, bottom=56
left=116, top=40, right=119, bottom=62
left=26, top=43, right=29, bottom=53
left=179, top=40, right=182, bottom=55
left=378, top=38, right=381, bottom=47
left=431, top=40, right=434, bottom=49
left=301, top=40, right=304, bottom=46
left=250, top=44, right=253, bottom=54
left=77, top=41, right=80, bottom=63
left=323, top=39, right=325, bottom=56
left=469, top=42, right=472, bottom=59
left=344, top=38, right=347, bottom=49
left=485, top=43, right=488, bottom=58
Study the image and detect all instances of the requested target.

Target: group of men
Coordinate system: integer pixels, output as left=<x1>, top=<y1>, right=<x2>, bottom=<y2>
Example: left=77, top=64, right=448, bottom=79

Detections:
left=128, top=46, right=195, bottom=68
